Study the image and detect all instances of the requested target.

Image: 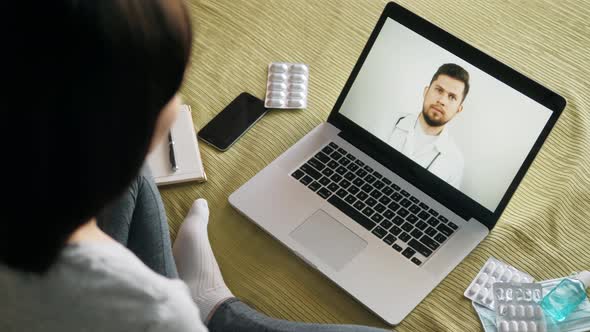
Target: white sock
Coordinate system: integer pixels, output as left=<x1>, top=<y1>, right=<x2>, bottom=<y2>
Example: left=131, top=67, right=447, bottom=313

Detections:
left=172, top=198, right=234, bottom=322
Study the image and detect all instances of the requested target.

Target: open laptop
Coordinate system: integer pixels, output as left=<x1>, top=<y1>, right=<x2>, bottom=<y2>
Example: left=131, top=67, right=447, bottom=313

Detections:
left=229, top=2, right=565, bottom=325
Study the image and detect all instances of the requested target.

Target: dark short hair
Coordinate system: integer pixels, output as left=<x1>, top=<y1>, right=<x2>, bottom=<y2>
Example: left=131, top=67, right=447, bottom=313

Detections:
left=430, top=63, right=470, bottom=102
left=3, top=0, right=192, bottom=274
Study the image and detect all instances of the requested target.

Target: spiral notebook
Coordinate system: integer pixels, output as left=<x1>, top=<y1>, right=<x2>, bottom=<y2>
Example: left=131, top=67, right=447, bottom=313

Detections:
left=147, top=104, right=207, bottom=185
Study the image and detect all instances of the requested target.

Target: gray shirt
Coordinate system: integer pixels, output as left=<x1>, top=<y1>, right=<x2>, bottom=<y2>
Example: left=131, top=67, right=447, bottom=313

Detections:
left=0, top=242, right=208, bottom=332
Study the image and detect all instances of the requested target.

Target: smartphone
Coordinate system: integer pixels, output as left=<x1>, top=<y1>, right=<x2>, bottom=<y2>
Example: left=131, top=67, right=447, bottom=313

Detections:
left=198, top=92, right=267, bottom=151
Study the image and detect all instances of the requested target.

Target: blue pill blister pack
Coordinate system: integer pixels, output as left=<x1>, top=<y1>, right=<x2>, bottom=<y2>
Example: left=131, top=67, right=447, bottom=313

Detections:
left=265, top=62, right=309, bottom=109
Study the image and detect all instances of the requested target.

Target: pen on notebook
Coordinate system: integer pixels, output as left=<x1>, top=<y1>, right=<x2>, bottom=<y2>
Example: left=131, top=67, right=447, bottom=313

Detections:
left=168, top=131, right=179, bottom=172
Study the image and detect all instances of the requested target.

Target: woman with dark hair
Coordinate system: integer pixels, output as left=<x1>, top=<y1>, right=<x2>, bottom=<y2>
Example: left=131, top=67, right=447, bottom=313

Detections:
left=1, top=1, right=390, bottom=331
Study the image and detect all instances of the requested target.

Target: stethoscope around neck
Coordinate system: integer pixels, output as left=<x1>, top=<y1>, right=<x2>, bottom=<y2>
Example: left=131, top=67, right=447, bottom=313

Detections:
left=394, top=116, right=441, bottom=170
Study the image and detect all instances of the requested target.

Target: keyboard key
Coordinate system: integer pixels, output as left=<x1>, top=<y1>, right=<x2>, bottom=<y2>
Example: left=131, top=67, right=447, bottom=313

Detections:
left=416, top=221, right=428, bottom=230
left=390, top=226, right=402, bottom=236
left=448, top=222, right=458, bottom=230
left=353, top=201, right=366, bottom=211
left=344, top=172, right=355, bottom=181
left=352, top=178, right=364, bottom=187
left=328, top=196, right=375, bottom=231
left=382, top=187, right=394, bottom=196
left=300, top=175, right=313, bottom=185
left=328, top=160, right=338, bottom=169
left=425, top=227, right=437, bottom=237
left=331, top=151, right=343, bottom=161
left=402, top=247, right=416, bottom=258
left=418, top=211, right=430, bottom=221
left=308, top=181, right=321, bottom=192
left=361, top=183, right=373, bottom=193
left=419, top=202, right=429, bottom=210
left=369, top=189, right=382, bottom=199
left=319, top=177, right=330, bottom=186
left=399, top=232, right=411, bottom=242
left=372, top=226, right=387, bottom=238
left=392, top=216, right=405, bottom=226
left=420, top=235, right=440, bottom=251
left=365, top=174, right=376, bottom=184
left=291, top=169, right=304, bottom=180
left=411, top=257, right=422, bottom=266
left=378, top=196, right=391, bottom=205
left=336, top=189, right=348, bottom=198
left=362, top=207, right=375, bottom=217
left=339, top=157, right=350, bottom=166
left=330, top=174, right=342, bottom=182
left=436, top=224, right=454, bottom=237
left=438, top=215, right=449, bottom=223
left=373, top=180, right=385, bottom=190
left=380, top=220, right=393, bottom=230
left=348, top=186, right=360, bottom=194
left=356, top=192, right=368, bottom=200
left=400, top=198, right=412, bottom=208
left=434, top=233, right=447, bottom=243
left=336, top=166, right=347, bottom=174
left=401, top=222, right=413, bottom=232
left=408, top=239, right=432, bottom=257
left=400, top=190, right=410, bottom=197
left=347, top=163, right=359, bottom=172
left=371, top=213, right=384, bottom=223
left=317, top=187, right=331, bottom=199
left=365, top=198, right=377, bottom=207
left=374, top=204, right=386, bottom=213
left=345, top=153, right=356, bottom=161
left=315, top=152, right=331, bottom=163
left=321, top=168, right=334, bottom=177
left=409, top=204, right=420, bottom=214
left=362, top=164, right=372, bottom=172
left=391, top=192, right=403, bottom=201
left=410, top=229, right=423, bottom=239
left=392, top=183, right=401, bottom=190
left=308, top=158, right=326, bottom=171
left=429, top=209, right=439, bottom=217
left=328, top=183, right=339, bottom=192
left=344, top=194, right=356, bottom=205
left=392, top=244, right=403, bottom=252
left=410, top=196, right=419, bottom=204
left=356, top=169, right=368, bottom=177
left=337, top=147, right=347, bottom=155
left=373, top=171, right=383, bottom=179
left=340, top=179, right=351, bottom=189
left=383, top=209, right=395, bottom=220
left=382, top=178, right=392, bottom=185
left=300, top=164, right=322, bottom=179
left=387, top=202, right=400, bottom=212
left=354, top=159, right=365, bottom=167
left=427, top=217, right=439, bottom=227
left=383, top=234, right=396, bottom=245
left=322, top=146, right=334, bottom=155
left=406, top=214, right=418, bottom=224
left=398, top=208, right=409, bottom=217
left=328, top=142, right=338, bottom=149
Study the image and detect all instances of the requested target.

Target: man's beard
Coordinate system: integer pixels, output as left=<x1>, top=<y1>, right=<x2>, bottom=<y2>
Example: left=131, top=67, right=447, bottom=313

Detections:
left=422, top=105, right=448, bottom=127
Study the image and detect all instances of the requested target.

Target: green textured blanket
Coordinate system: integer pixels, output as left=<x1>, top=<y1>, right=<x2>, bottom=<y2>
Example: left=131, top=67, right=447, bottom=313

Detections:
left=160, top=1, right=590, bottom=330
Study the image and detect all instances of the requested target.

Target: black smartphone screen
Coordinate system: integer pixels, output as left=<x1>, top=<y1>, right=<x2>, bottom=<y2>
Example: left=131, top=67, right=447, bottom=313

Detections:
left=198, top=92, right=267, bottom=151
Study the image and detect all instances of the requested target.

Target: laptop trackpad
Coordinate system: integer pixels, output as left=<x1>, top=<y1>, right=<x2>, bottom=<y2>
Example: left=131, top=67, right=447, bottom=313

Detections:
left=290, top=210, right=367, bottom=271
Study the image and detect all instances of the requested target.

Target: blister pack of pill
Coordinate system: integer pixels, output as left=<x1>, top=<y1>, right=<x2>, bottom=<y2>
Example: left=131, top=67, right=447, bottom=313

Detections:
left=265, top=62, right=309, bottom=109
left=493, top=282, right=546, bottom=332
left=465, top=257, right=534, bottom=310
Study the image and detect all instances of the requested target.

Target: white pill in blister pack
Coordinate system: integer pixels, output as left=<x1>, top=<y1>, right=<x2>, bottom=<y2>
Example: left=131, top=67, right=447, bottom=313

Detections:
left=464, top=257, right=534, bottom=310
left=494, top=282, right=546, bottom=332
left=265, top=62, right=309, bottom=109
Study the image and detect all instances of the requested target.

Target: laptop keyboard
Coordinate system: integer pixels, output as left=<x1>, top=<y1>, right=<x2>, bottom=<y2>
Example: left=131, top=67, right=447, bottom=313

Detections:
left=291, top=142, right=458, bottom=266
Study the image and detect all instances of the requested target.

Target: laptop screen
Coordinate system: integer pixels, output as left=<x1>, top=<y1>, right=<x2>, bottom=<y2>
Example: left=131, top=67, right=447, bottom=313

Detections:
left=339, top=18, right=553, bottom=212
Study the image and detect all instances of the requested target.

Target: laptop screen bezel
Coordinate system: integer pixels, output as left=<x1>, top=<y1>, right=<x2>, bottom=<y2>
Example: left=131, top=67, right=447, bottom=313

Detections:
left=327, top=2, right=565, bottom=229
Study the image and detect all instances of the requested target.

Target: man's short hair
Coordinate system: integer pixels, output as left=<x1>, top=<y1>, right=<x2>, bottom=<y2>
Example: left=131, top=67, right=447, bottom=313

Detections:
left=430, top=63, right=470, bottom=102
left=3, top=0, right=192, bottom=274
